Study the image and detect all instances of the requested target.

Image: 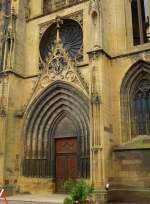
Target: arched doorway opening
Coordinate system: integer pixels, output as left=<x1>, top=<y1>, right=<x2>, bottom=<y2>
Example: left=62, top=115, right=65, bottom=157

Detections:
left=22, top=81, right=90, bottom=192
left=54, top=116, right=78, bottom=191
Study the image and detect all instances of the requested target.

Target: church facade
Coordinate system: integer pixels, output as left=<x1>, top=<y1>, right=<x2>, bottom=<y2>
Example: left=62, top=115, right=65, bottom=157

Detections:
left=0, top=0, right=150, bottom=203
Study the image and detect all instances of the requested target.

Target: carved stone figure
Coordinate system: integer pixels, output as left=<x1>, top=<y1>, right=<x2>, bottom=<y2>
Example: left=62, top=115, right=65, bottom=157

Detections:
left=89, top=0, right=101, bottom=49
left=3, top=6, right=17, bottom=69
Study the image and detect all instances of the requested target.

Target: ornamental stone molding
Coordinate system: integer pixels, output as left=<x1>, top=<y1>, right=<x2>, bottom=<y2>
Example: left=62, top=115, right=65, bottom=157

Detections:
left=34, top=40, right=88, bottom=99
left=39, top=11, right=83, bottom=39
left=66, top=10, right=83, bottom=27
left=0, top=75, right=9, bottom=117
left=32, top=16, right=88, bottom=102
left=89, top=0, right=101, bottom=17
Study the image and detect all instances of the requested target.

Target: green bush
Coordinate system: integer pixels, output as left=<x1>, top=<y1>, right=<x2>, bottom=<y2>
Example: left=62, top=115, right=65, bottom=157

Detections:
left=64, top=197, right=72, bottom=204
left=63, top=180, right=94, bottom=204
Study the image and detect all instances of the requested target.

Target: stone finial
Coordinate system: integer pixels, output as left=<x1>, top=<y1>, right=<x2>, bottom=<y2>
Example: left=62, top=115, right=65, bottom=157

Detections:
left=55, top=16, right=63, bottom=44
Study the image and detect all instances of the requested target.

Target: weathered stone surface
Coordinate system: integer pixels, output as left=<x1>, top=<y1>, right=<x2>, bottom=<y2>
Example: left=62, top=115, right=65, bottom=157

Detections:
left=0, top=0, right=150, bottom=203
left=19, top=177, right=54, bottom=194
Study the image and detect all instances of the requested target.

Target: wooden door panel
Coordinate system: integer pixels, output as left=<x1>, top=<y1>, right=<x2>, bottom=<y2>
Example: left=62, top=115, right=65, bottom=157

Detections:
left=68, top=155, right=77, bottom=178
left=56, top=138, right=77, bottom=153
left=55, top=138, right=77, bottom=192
left=56, top=155, right=67, bottom=191
left=56, top=155, right=67, bottom=177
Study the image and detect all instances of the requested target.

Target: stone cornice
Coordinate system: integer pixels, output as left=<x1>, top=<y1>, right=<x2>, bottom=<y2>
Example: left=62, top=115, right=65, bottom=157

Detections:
left=87, top=46, right=150, bottom=60
left=0, top=70, right=40, bottom=79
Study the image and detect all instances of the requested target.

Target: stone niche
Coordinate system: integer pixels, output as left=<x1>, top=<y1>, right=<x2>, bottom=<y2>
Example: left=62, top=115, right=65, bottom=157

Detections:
left=108, top=146, right=150, bottom=203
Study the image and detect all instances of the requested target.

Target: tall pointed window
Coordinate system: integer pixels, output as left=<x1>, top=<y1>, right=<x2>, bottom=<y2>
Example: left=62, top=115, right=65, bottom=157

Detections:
left=131, top=0, right=149, bottom=45
left=0, top=0, right=11, bottom=69
left=132, top=81, right=150, bottom=135
left=121, top=61, right=150, bottom=142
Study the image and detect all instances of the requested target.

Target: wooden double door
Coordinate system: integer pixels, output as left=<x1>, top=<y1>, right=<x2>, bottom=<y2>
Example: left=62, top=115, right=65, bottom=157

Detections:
left=55, top=137, right=77, bottom=192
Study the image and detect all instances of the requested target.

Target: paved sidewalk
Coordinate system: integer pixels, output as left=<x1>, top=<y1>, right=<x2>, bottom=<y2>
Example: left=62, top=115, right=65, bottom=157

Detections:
left=0, top=194, right=66, bottom=204
left=0, top=194, right=150, bottom=204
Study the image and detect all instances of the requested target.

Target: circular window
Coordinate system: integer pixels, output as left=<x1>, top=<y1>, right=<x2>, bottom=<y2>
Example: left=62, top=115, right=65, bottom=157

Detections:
left=39, top=19, right=83, bottom=62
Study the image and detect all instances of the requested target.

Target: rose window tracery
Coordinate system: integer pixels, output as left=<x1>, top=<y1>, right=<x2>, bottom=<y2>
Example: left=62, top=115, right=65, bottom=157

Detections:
left=48, top=49, right=67, bottom=74
left=39, top=19, right=83, bottom=63
left=38, top=17, right=88, bottom=93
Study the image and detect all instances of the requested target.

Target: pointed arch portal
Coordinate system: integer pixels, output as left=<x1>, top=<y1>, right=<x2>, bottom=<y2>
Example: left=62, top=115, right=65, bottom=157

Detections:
left=22, top=81, right=90, bottom=190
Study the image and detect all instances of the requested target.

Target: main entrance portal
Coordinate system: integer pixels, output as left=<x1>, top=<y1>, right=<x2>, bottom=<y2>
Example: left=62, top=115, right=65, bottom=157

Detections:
left=55, top=138, right=77, bottom=191
left=23, top=82, right=90, bottom=192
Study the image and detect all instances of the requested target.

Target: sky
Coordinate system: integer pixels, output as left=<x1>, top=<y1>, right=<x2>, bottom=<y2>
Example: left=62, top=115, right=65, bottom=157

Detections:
left=144, top=0, right=148, bottom=16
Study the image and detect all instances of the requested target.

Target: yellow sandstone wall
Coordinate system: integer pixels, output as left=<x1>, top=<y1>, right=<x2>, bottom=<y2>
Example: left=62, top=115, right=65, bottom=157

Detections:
left=0, top=0, right=150, bottom=202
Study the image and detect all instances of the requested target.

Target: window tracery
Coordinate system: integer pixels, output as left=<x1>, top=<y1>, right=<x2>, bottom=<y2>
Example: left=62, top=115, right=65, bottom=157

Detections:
left=131, top=81, right=150, bottom=135
left=131, top=0, right=150, bottom=45
left=39, top=19, right=83, bottom=63
left=121, top=61, right=150, bottom=142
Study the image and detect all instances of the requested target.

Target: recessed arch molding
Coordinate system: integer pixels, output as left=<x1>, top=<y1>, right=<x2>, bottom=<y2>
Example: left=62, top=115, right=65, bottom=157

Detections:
left=22, top=81, right=90, bottom=179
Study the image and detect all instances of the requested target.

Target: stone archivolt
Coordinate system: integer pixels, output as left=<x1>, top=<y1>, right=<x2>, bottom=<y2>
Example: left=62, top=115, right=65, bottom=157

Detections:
left=22, top=80, right=90, bottom=178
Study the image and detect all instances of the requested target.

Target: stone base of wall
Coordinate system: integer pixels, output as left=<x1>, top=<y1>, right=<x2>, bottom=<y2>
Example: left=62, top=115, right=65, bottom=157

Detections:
left=110, top=148, right=150, bottom=202
left=108, top=188, right=150, bottom=203
left=3, top=185, right=16, bottom=196
left=93, top=189, right=108, bottom=204
left=18, top=177, right=54, bottom=194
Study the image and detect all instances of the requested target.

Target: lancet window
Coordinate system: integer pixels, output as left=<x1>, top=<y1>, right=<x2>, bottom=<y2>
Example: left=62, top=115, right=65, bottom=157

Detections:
left=121, top=62, right=150, bottom=141
left=131, top=81, right=150, bottom=135
left=131, top=0, right=150, bottom=45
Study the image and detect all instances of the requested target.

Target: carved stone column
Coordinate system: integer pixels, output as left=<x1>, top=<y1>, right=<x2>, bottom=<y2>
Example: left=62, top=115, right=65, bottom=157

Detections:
left=89, top=49, right=104, bottom=186
left=88, top=49, right=108, bottom=204
left=0, top=74, right=9, bottom=187
left=0, top=115, right=7, bottom=186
